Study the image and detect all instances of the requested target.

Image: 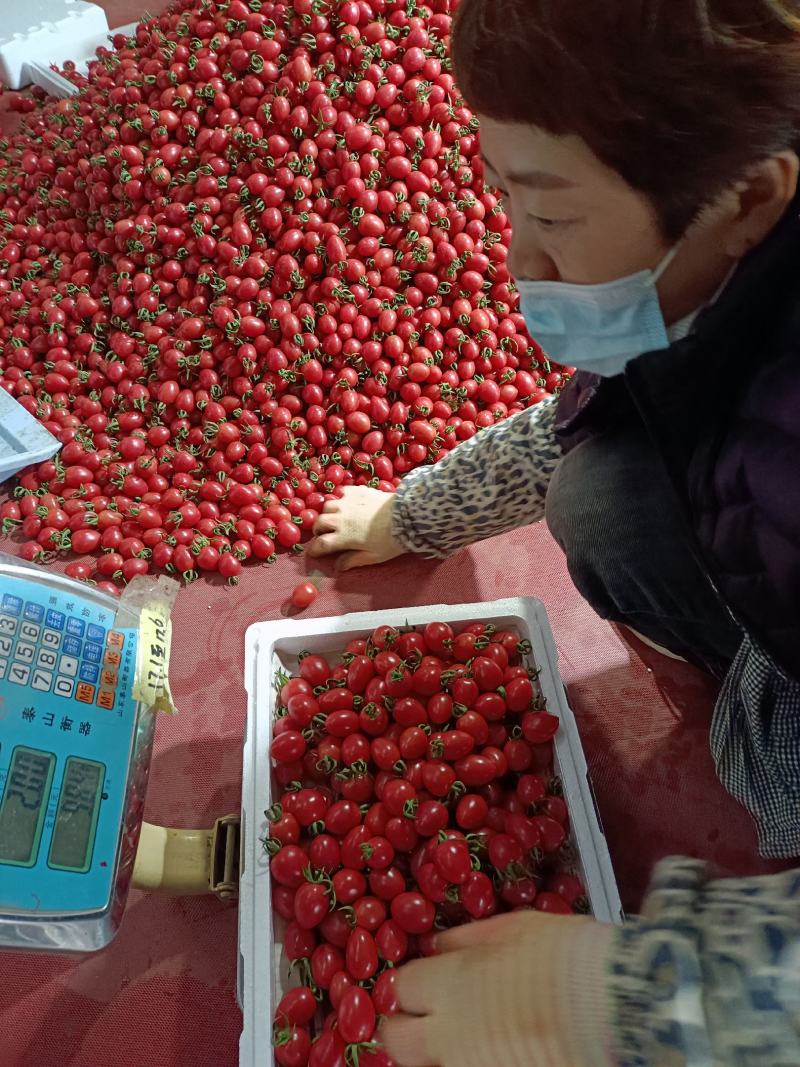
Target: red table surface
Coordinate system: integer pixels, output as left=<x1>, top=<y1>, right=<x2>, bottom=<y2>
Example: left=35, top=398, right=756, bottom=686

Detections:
left=0, top=2, right=791, bottom=1062
left=0, top=524, right=790, bottom=1067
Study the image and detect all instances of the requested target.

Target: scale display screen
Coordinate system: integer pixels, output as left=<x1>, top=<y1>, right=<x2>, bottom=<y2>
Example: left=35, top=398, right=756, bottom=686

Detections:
left=48, top=758, right=105, bottom=873
left=0, top=747, right=56, bottom=866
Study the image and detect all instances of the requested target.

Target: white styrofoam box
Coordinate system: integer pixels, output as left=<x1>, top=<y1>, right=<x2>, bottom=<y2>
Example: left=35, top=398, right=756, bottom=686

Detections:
left=240, top=598, right=622, bottom=1067
left=0, top=0, right=108, bottom=89
left=0, top=388, right=60, bottom=484
left=24, top=21, right=143, bottom=98
left=24, top=60, right=77, bottom=99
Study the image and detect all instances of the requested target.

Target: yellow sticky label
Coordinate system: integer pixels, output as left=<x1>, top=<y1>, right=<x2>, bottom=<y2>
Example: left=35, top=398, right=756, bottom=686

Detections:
left=133, top=603, right=177, bottom=714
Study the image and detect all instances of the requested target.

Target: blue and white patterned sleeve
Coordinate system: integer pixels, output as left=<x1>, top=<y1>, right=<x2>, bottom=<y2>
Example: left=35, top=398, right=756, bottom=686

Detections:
left=391, top=396, right=562, bottom=558
left=608, top=857, right=800, bottom=1067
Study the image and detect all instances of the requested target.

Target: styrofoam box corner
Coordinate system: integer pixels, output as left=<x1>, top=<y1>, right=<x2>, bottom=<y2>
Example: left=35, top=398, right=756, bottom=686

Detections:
left=239, top=599, right=622, bottom=1067
left=0, top=0, right=108, bottom=89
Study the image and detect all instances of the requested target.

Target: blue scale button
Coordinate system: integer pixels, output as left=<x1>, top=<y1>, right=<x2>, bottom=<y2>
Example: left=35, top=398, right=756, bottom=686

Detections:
left=46, top=609, right=65, bottom=630
left=1, top=594, right=22, bottom=616
left=79, top=661, right=99, bottom=684
left=86, top=624, right=106, bottom=644
left=63, top=636, right=82, bottom=657
left=84, top=642, right=103, bottom=664
left=23, top=602, right=44, bottom=623
left=66, top=618, right=85, bottom=638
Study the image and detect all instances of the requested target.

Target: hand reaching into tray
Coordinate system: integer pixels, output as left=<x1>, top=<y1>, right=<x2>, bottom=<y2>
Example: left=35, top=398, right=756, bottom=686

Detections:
left=307, top=486, right=405, bottom=571
left=379, top=911, right=615, bottom=1067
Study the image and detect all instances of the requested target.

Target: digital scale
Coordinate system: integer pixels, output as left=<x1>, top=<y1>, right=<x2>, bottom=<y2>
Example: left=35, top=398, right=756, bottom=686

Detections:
left=0, top=558, right=156, bottom=953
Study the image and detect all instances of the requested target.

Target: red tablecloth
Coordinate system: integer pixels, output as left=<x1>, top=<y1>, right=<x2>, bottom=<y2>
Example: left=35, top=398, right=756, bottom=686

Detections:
left=0, top=523, right=789, bottom=1067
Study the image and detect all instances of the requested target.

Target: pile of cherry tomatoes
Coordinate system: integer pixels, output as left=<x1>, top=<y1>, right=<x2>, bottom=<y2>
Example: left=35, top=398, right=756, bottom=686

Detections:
left=268, top=619, right=586, bottom=1066
left=0, top=0, right=566, bottom=589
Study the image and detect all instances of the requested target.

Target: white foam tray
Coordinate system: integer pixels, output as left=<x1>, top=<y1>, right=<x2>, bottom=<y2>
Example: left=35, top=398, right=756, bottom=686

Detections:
left=240, top=598, right=622, bottom=1067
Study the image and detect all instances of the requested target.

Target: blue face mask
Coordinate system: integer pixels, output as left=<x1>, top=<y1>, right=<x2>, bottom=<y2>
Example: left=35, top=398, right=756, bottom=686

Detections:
left=516, top=244, right=680, bottom=377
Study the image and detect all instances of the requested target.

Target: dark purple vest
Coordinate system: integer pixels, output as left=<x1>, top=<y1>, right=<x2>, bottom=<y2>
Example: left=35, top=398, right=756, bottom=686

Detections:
left=554, top=200, right=800, bottom=679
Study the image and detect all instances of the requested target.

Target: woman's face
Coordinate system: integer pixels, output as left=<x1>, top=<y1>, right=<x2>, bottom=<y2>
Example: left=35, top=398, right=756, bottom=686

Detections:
left=477, top=116, right=751, bottom=326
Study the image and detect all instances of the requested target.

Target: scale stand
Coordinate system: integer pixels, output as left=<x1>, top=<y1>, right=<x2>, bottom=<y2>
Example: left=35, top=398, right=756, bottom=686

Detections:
left=132, top=815, right=240, bottom=900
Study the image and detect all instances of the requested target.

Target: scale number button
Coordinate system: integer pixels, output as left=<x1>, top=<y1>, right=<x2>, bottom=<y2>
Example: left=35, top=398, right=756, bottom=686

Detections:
left=42, top=629, right=62, bottom=650
left=0, top=635, right=12, bottom=658
left=46, top=609, right=65, bottom=630
left=9, top=662, right=31, bottom=686
left=15, top=642, right=35, bottom=665
left=84, top=643, right=102, bottom=665
left=32, top=669, right=53, bottom=692
left=97, top=688, right=115, bottom=710
left=37, top=648, right=58, bottom=670
left=54, top=676, right=75, bottom=698
left=79, top=662, right=99, bottom=684
left=66, top=618, right=85, bottom=638
left=1, top=594, right=22, bottom=616
left=76, top=682, right=95, bottom=703
left=107, top=631, right=125, bottom=650
left=20, top=621, right=41, bottom=643
left=23, top=602, right=44, bottom=624
left=0, top=615, right=17, bottom=636
left=0, top=658, right=6, bottom=680
left=101, top=667, right=118, bottom=688
left=58, top=655, right=79, bottom=677
left=104, top=649, right=121, bottom=668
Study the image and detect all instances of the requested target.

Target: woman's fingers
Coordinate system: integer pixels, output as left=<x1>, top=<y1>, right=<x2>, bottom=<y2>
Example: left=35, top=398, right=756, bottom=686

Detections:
left=305, top=532, right=344, bottom=556
left=378, top=1014, right=434, bottom=1067
left=312, top=511, right=339, bottom=535
left=434, top=913, right=520, bottom=953
left=392, top=956, right=457, bottom=1016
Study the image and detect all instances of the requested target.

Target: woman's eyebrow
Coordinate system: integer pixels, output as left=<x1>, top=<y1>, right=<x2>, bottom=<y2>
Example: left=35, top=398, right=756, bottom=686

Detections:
left=482, top=155, right=575, bottom=191
left=506, top=169, right=575, bottom=190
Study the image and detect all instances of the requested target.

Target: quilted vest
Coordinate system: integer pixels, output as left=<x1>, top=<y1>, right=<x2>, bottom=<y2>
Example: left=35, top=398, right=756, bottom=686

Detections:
left=554, top=197, right=800, bottom=679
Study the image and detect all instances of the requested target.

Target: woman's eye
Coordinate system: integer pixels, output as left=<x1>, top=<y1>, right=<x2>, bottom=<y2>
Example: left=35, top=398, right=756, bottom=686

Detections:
left=530, top=215, right=562, bottom=229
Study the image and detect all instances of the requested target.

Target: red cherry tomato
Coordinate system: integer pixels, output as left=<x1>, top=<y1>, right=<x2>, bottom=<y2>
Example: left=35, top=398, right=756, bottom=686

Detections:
left=276, top=986, right=317, bottom=1027
left=521, top=711, right=560, bottom=744
left=460, top=870, right=497, bottom=919
left=390, top=891, right=435, bottom=934
left=433, top=838, right=472, bottom=885
left=294, top=882, right=332, bottom=929
left=455, top=793, right=489, bottom=830
left=274, top=1026, right=312, bottom=1067
left=345, top=927, right=379, bottom=980
left=271, top=845, right=309, bottom=888
left=291, top=581, right=318, bottom=610
left=337, top=987, right=376, bottom=1044
left=534, top=891, right=574, bottom=914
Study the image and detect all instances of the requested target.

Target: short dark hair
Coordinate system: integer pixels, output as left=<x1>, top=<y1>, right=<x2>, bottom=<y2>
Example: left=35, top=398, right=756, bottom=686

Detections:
left=452, top=0, right=800, bottom=238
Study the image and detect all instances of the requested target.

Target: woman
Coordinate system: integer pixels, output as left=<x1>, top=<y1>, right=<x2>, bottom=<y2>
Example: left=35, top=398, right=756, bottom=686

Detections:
left=309, top=1, right=800, bottom=1062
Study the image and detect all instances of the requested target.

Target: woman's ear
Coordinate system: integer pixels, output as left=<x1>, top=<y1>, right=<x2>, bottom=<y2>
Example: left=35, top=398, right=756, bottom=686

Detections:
left=724, top=150, right=800, bottom=257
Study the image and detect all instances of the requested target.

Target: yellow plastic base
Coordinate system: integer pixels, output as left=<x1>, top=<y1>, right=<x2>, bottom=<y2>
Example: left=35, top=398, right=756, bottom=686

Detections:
left=132, top=816, right=239, bottom=898
left=132, top=821, right=214, bottom=895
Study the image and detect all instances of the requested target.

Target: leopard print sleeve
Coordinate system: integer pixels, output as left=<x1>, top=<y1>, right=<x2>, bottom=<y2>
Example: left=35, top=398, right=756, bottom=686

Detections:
left=390, top=396, right=562, bottom=558
left=608, top=857, right=800, bottom=1067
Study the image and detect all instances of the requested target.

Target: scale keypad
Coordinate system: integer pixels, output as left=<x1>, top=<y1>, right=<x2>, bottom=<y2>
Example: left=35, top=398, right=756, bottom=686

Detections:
left=1, top=593, right=125, bottom=710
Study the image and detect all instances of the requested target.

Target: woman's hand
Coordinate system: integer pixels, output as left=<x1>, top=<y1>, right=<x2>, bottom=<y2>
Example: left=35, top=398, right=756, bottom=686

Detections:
left=379, top=911, right=616, bottom=1067
left=306, top=486, right=405, bottom=571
